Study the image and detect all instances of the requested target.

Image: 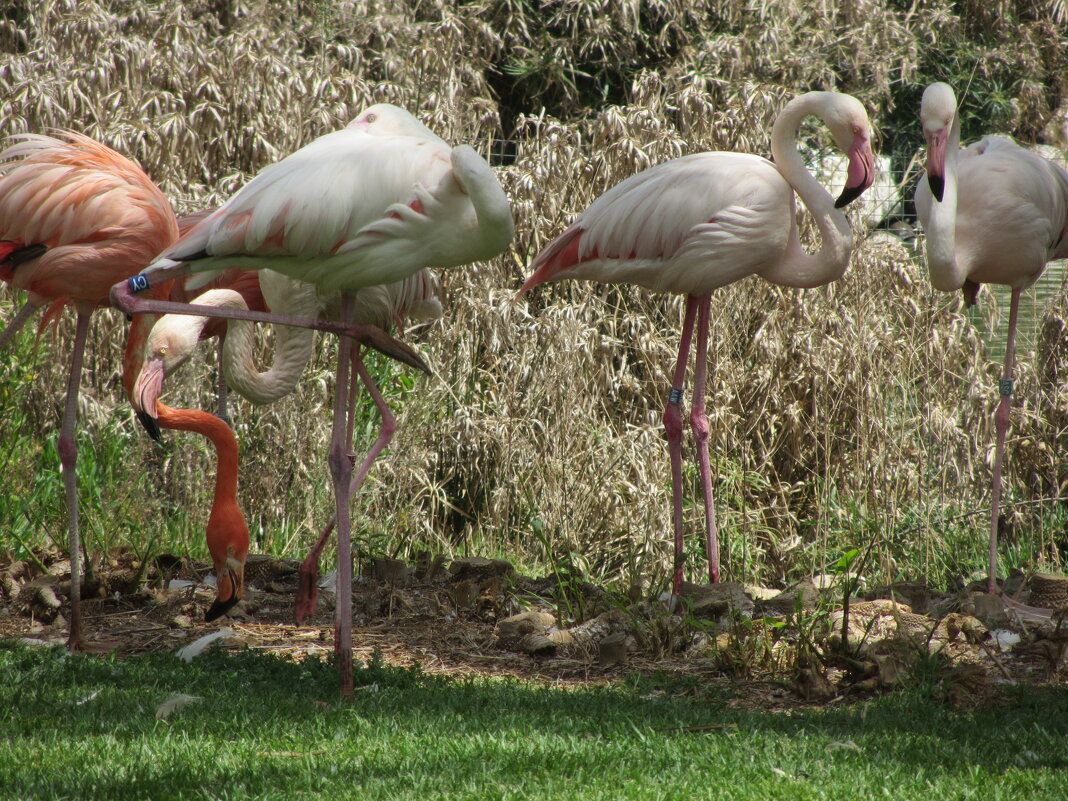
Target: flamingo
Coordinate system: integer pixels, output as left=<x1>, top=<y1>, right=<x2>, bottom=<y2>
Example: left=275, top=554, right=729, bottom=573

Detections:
left=131, top=268, right=441, bottom=621
left=111, top=103, right=514, bottom=694
left=0, top=132, right=181, bottom=649
left=521, top=91, right=875, bottom=599
left=915, top=82, right=1068, bottom=594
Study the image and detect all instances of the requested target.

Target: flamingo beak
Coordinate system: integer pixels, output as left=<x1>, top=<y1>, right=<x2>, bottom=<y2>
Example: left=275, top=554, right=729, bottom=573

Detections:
left=205, top=555, right=245, bottom=622
left=835, top=134, right=876, bottom=209
left=133, top=355, right=165, bottom=441
left=925, top=126, right=949, bottom=202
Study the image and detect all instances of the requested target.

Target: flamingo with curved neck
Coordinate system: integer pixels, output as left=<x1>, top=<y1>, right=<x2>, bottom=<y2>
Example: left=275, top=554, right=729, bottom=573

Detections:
left=522, top=90, right=875, bottom=597
left=132, top=269, right=442, bottom=623
left=915, top=81, right=1068, bottom=593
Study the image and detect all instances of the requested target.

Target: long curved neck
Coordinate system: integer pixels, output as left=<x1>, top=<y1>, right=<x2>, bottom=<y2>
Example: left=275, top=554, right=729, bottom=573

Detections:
left=222, top=277, right=318, bottom=404
left=761, top=93, right=855, bottom=288
left=923, top=115, right=963, bottom=289
left=155, top=402, right=239, bottom=508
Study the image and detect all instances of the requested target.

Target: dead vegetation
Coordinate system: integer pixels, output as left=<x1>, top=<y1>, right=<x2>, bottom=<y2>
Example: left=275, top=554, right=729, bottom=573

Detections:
left=2, top=0, right=1068, bottom=601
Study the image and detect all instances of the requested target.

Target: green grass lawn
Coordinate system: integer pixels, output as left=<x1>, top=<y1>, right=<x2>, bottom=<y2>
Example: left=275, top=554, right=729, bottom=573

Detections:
left=1, top=643, right=1066, bottom=800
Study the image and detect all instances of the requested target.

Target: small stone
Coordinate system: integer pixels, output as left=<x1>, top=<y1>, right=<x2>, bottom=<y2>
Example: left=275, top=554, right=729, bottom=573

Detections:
left=497, top=610, right=556, bottom=644
left=598, top=632, right=629, bottom=667
left=448, top=557, right=514, bottom=579
left=372, top=557, right=409, bottom=586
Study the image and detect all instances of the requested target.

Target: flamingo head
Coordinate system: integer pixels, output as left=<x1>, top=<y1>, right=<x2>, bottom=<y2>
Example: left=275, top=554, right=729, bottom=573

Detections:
left=920, top=82, right=957, bottom=203
left=205, top=532, right=248, bottom=622
left=823, top=94, right=876, bottom=209
left=346, top=103, right=446, bottom=144
left=132, top=315, right=202, bottom=439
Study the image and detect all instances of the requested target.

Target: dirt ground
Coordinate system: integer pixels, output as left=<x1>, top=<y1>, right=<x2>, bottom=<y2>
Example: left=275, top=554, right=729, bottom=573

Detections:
left=3, top=548, right=1068, bottom=709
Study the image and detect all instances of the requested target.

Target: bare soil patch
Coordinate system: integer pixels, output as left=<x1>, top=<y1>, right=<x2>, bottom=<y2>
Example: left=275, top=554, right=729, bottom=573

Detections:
left=3, top=550, right=1068, bottom=710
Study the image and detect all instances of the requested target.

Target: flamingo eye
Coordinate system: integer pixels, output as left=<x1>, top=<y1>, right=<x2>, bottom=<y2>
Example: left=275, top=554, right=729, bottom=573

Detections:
left=158, top=346, right=168, bottom=356
left=366, top=113, right=377, bottom=124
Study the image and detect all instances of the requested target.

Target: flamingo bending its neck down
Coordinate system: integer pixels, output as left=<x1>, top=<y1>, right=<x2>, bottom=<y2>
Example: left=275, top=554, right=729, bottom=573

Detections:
left=112, top=103, right=512, bottom=694
left=155, top=401, right=250, bottom=620
left=915, top=82, right=1068, bottom=594
left=131, top=269, right=441, bottom=622
left=522, top=91, right=875, bottom=598
left=0, top=132, right=180, bottom=649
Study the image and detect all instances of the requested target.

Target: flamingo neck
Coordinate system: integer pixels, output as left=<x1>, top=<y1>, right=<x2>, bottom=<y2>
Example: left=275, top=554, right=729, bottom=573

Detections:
left=155, top=403, right=240, bottom=504
left=761, top=92, right=855, bottom=288
left=120, top=280, right=174, bottom=401
left=923, top=115, right=963, bottom=289
left=221, top=273, right=318, bottom=404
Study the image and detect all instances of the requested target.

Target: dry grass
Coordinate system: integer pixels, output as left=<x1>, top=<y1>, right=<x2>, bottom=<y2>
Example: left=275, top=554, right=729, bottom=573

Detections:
left=2, top=0, right=1068, bottom=593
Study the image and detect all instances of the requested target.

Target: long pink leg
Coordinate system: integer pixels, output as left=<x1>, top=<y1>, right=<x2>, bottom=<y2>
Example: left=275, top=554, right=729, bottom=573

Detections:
left=327, top=295, right=356, bottom=696
left=111, top=270, right=428, bottom=373
left=0, top=300, right=38, bottom=350
left=665, top=296, right=700, bottom=599
left=60, top=308, right=92, bottom=650
left=295, top=349, right=398, bottom=622
left=987, top=287, right=1021, bottom=595
left=689, top=294, right=719, bottom=584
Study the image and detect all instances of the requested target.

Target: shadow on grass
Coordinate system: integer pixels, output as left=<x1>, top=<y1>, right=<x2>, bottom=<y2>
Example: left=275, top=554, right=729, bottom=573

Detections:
left=2, top=642, right=1067, bottom=799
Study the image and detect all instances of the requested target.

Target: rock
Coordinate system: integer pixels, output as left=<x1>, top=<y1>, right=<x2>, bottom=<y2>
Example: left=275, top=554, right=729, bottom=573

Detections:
left=865, top=582, right=938, bottom=614
left=962, top=592, right=1012, bottom=627
left=685, top=582, right=754, bottom=619
left=372, top=557, right=410, bottom=586
left=497, top=610, right=556, bottom=645
left=447, top=579, right=478, bottom=610
left=448, top=557, right=514, bottom=579
left=760, top=579, right=818, bottom=614
left=598, top=632, right=629, bottom=667
left=745, top=585, right=780, bottom=601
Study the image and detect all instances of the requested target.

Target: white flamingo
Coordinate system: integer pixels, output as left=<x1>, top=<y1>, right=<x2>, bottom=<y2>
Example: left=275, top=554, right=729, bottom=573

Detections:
left=915, top=82, right=1068, bottom=594
left=522, top=91, right=875, bottom=598
left=113, top=103, right=513, bottom=694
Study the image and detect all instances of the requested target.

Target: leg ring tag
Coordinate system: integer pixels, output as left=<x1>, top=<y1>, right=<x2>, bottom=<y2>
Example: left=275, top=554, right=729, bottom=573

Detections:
left=999, top=378, right=1014, bottom=396
left=128, top=274, right=150, bottom=293
left=668, top=387, right=684, bottom=405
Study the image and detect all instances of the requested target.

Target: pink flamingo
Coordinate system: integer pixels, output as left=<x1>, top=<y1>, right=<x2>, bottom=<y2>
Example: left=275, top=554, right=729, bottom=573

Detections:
left=0, top=132, right=180, bottom=649
left=111, top=104, right=513, bottom=694
left=522, top=91, right=875, bottom=598
left=915, top=82, right=1068, bottom=594
left=131, top=268, right=441, bottom=622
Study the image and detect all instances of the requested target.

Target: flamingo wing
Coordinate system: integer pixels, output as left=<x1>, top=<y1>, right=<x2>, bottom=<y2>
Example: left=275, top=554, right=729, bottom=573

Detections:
left=524, top=152, right=793, bottom=296
left=0, top=133, right=177, bottom=302
left=168, top=131, right=455, bottom=291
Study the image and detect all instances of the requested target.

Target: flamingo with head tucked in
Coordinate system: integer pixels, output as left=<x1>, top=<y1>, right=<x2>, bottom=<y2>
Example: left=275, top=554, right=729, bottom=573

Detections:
left=0, top=132, right=180, bottom=649
left=522, top=91, right=875, bottom=599
left=112, top=103, right=513, bottom=694
left=915, top=82, right=1068, bottom=594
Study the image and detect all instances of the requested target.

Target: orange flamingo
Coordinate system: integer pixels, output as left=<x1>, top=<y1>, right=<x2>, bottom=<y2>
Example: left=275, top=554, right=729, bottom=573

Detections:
left=522, top=91, right=875, bottom=598
left=0, top=132, right=179, bottom=649
left=130, top=268, right=441, bottom=622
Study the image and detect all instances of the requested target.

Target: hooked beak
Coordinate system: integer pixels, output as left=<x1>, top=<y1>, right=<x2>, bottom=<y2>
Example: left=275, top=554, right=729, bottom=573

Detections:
left=925, top=127, right=948, bottom=202
left=835, top=133, right=876, bottom=209
left=205, top=556, right=245, bottom=622
left=133, top=355, right=165, bottom=441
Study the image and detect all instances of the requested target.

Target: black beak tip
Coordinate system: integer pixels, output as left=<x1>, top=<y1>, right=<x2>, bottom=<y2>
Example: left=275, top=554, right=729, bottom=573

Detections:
left=136, top=410, right=162, bottom=441
left=205, top=595, right=240, bottom=622
left=835, top=184, right=864, bottom=209
left=928, top=174, right=945, bottom=203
